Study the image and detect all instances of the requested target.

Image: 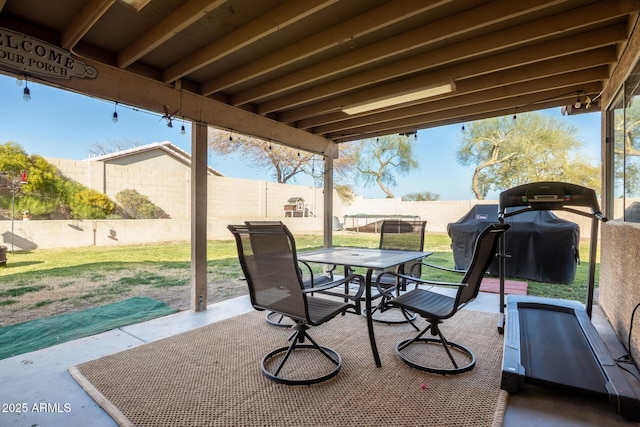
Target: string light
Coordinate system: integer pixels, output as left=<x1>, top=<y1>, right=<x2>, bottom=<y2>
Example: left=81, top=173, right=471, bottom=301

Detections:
left=112, top=102, right=119, bottom=124
left=22, top=76, right=31, bottom=102
left=180, top=119, right=186, bottom=135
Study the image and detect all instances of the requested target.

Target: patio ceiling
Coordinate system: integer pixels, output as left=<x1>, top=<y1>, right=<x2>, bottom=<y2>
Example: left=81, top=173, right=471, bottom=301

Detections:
left=1, top=0, right=640, bottom=152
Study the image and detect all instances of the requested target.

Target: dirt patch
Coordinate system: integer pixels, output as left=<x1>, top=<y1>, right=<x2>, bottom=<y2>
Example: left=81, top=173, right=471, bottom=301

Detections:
left=0, top=267, right=249, bottom=326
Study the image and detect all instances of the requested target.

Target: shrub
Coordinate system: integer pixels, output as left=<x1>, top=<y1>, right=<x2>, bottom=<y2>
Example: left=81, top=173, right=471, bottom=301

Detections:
left=14, top=196, right=58, bottom=218
left=69, top=189, right=115, bottom=219
left=115, top=189, right=167, bottom=219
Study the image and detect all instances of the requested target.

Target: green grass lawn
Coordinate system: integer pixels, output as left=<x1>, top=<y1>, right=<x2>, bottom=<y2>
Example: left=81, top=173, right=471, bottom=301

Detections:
left=0, top=232, right=599, bottom=325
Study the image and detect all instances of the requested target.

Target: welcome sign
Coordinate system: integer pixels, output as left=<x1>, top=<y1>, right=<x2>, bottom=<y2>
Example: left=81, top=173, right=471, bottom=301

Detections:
left=0, top=27, right=97, bottom=80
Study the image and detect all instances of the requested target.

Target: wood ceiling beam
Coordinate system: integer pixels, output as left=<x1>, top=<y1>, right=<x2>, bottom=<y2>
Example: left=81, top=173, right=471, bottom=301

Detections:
left=327, top=82, right=602, bottom=141
left=162, top=0, right=338, bottom=84
left=332, top=95, right=596, bottom=143
left=328, top=100, right=559, bottom=143
left=231, top=0, right=565, bottom=106
left=47, top=60, right=331, bottom=155
left=117, top=0, right=226, bottom=69
left=200, top=0, right=452, bottom=96
left=311, top=67, right=608, bottom=135
left=61, top=0, right=115, bottom=50
left=277, top=40, right=617, bottom=123
left=257, top=4, right=630, bottom=115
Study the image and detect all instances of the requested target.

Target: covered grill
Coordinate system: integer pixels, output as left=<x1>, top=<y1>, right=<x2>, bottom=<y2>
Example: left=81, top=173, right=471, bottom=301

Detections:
left=447, top=204, right=579, bottom=283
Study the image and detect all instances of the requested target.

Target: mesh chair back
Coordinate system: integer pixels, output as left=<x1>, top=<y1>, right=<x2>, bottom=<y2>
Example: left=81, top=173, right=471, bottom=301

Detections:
left=379, top=220, right=426, bottom=251
left=228, top=222, right=308, bottom=322
left=379, top=220, right=427, bottom=278
left=457, top=223, right=510, bottom=305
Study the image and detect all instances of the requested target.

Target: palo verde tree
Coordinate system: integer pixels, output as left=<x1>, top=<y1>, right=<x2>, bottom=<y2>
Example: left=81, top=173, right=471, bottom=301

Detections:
left=346, top=134, right=418, bottom=198
left=457, top=113, right=600, bottom=199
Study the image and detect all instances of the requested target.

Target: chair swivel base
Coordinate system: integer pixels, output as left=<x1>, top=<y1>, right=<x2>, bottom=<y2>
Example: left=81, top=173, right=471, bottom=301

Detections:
left=396, top=337, right=476, bottom=375
left=261, top=344, right=342, bottom=385
left=265, top=311, right=292, bottom=327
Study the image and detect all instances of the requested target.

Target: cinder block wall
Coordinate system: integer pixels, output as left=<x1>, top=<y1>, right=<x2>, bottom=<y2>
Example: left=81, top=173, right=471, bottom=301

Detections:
left=600, top=222, right=640, bottom=358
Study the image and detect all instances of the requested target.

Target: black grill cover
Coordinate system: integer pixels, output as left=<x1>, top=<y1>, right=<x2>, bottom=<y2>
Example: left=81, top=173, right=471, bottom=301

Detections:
left=447, top=204, right=580, bottom=283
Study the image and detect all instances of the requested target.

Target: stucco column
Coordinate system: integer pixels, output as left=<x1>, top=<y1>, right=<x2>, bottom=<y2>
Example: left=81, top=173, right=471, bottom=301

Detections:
left=191, top=121, right=208, bottom=312
left=323, top=142, right=338, bottom=248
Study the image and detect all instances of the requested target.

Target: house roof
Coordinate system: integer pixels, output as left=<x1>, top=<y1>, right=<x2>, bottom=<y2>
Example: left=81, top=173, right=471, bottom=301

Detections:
left=0, top=1, right=639, bottom=152
left=88, top=141, right=223, bottom=176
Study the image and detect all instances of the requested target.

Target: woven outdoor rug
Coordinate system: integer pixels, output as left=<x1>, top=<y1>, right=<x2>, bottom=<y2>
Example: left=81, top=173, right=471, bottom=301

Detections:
left=70, top=309, right=508, bottom=427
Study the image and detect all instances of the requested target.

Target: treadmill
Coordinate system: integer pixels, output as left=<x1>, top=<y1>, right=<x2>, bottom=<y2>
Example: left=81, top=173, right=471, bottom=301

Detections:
left=497, top=182, right=640, bottom=422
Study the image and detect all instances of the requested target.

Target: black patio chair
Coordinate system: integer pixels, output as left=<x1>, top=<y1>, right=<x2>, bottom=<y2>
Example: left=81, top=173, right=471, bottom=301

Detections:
left=228, top=221, right=364, bottom=385
left=243, top=221, right=338, bottom=328
left=363, top=220, right=427, bottom=325
left=380, top=223, right=509, bottom=374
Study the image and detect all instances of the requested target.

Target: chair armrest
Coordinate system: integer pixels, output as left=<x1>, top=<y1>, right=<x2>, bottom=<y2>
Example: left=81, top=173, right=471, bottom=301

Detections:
left=412, top=262, right=466, bottom=276
left=376, top=271, right=467, bottom=289
left=302, top=273, right=366, bottom=300
left=299, top=260, right=336, bottom=281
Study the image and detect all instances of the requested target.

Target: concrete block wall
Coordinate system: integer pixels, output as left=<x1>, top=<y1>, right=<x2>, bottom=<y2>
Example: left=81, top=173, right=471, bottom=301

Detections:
left=49, top=158, right=327, bottom=221
left=599, top=221, right=640, bottom=361
left=347, top=197, right=598, bottom=238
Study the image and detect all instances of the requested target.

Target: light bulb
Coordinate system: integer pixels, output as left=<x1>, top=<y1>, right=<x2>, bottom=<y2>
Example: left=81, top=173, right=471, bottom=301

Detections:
left=23, top=86, right=31, bottom=102
left=574, top=98, right=581, bottom=109
left=181, top=124, right=186, bottom=135
left=112, top=111, right=119, bottom=124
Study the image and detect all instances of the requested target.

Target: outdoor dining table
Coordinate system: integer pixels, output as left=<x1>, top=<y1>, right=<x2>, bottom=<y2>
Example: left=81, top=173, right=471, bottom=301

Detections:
left=297, top=247, right=433, bottom=367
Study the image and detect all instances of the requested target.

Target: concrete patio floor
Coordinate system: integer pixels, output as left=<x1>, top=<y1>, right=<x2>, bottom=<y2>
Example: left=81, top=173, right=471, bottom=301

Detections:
left=0, top=292, right=638, bottom=426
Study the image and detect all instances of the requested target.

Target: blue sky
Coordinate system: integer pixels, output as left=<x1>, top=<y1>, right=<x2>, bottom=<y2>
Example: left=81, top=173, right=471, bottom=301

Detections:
left=0, top=73, right=601, bottom=200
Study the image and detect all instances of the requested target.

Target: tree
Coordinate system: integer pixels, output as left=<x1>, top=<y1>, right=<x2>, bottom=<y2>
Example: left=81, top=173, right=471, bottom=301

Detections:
left=403, top=191, right=441, bottom=201
left=208, top=128, right=357, bottom=188
left=347, top=135, right=418, bottom=198
left=89, top=139, right=143, bottom=156
left=457, top=113, right=600, bottom=199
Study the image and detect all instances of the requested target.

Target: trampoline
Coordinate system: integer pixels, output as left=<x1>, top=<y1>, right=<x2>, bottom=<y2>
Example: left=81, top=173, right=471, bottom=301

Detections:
left=497, top=182, right=640, bottom=422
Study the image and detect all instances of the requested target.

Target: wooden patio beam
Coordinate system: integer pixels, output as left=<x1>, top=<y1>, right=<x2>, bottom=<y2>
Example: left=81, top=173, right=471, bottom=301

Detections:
left=162, top=0, right=338, bottom=84
left=200, top=0, right=452, bottom=95
left=118, top=0, right=227, bottom=69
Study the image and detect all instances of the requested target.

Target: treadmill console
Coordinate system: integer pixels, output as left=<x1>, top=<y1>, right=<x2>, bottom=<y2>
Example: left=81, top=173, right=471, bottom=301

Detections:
left=499, top=181, right=602, bottom=216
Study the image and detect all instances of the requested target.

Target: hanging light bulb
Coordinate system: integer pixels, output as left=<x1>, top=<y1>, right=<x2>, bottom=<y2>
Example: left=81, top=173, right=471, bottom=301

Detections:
left=574, top=93, right=582, bottom=109
left=461, top=123, right=465, bottom=132
left=112, top=103, right=119, bottom=124
left=22, top=77, right=31, bottom=102
left=180, top=123, right=186, bottom=135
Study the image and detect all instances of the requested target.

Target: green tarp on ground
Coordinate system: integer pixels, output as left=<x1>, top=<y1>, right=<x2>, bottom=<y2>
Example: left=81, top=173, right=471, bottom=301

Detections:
left=0, top=297, right=178, bottom=360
